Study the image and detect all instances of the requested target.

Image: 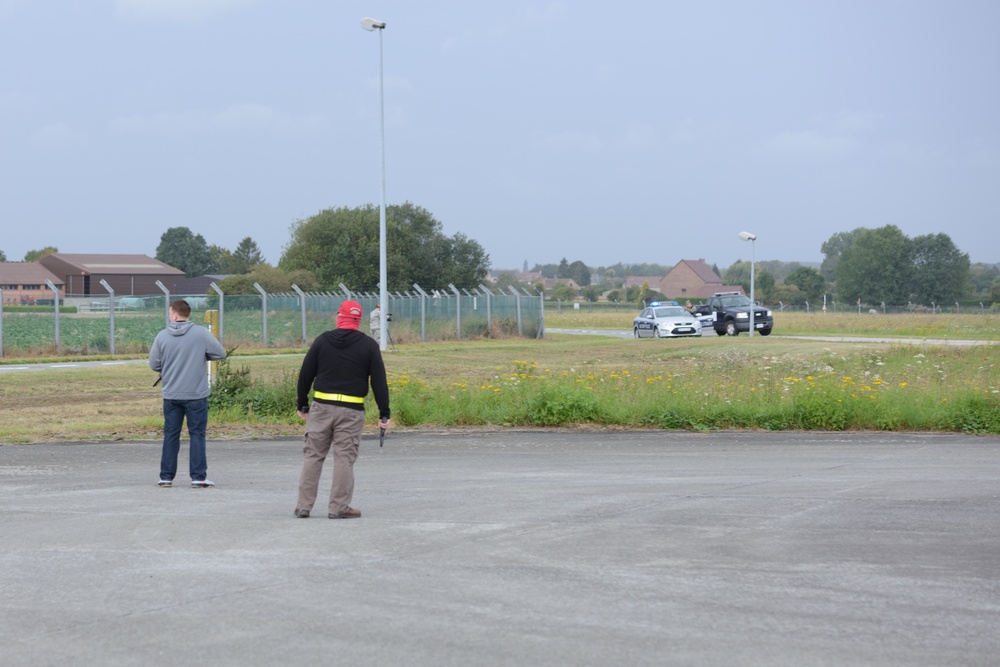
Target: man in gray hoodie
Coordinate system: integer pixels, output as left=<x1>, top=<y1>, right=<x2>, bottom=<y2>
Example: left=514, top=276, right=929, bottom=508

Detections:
left=149, top=299, right=226, bottom=488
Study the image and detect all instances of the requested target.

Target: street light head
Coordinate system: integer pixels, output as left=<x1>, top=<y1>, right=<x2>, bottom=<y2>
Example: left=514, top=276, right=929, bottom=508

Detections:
left=738, top=231, right=757, bottom=242
left=360, top=17, right=386, bottom=31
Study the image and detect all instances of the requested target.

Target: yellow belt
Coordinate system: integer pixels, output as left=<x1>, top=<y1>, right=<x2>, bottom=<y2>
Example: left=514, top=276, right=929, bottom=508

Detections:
left=313, top=391, right=365, bottom=404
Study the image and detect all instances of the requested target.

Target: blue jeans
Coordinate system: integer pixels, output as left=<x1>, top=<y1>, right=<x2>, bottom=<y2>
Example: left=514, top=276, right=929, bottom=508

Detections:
left=160, top=398, right=209, bottom=482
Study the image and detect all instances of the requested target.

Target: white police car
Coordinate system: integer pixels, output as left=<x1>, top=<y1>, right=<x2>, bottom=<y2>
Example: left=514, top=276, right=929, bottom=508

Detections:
left=633, top=302, right=701, bottom=338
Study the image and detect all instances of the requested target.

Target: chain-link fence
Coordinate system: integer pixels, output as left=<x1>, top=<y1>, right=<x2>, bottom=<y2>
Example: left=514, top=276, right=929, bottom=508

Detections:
left=0, top=285, right=543, bottom=357
left=768, top=301, right=996, bottom=315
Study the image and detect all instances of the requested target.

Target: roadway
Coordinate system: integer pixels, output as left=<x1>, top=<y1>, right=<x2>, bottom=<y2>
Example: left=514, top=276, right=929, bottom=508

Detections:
left=2, top=431, right=998, bottom=666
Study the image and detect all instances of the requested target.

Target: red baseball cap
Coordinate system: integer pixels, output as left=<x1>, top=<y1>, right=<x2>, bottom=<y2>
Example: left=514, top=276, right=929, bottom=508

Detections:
left=337, top=300, right=363, bottom=320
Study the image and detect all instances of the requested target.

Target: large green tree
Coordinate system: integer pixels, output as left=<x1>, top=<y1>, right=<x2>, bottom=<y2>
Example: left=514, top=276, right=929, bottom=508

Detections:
left=218, top=265, right=318, bottom=295
left=723, top=261, right=775, bottom=302
left=444, top=233, right=491, bottom=288
left=968, top=263, right=1000, bottom=295
left=549, top=282, right=578, bottom=302
left=820, top=229, right=863, bottom=281
left=910, top=233, right=970, bottom=304
left=566, top=260, right=591, bottom=286
left=156, top=227, right=213, bottom=277
left=580, top=285, right=602, bottom=302
left=532, top=262, right=558, bottom=279
left=207, top=244, right=231, bottom=274
left=229, top=237, right=266, bottom=274
left=280, top=203, right=490, bottom=290
left=24, top=246, right=58, bottom=262
left=784, top=266, right=826, bottom=304
left=835, top=225, right=913, bottom=304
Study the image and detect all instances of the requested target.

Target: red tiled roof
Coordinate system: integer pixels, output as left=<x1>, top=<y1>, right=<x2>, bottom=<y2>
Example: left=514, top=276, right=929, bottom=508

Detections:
left=677, top=259, right=722, bottom=283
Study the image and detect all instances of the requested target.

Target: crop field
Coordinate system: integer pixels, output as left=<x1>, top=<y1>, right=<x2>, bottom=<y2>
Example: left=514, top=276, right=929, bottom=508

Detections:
left=0, top=308, right=527, bottom=359
left=0, top=311, right=327, bottom=357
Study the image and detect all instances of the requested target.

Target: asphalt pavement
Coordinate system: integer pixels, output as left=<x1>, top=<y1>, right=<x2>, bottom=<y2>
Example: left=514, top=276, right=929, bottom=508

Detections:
left=2, top=430, right=999, bottom=666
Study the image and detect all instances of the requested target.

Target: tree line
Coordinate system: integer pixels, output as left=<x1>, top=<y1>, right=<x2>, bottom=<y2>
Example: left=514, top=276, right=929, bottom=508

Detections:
left=5, top=209, right=997, bottom=307
left=151, top=202, right=492, bottom=295
left=496, top=225, right=997, bottom=307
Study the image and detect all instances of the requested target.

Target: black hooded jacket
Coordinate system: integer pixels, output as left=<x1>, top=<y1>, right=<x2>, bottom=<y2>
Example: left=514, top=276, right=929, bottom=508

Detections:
left=297, top=328, right=390, bottom=419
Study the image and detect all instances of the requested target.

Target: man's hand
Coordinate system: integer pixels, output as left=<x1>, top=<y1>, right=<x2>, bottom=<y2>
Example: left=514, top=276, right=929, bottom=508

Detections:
left=297, top=410, right=308, bottom=420
left=378, top=418, right=391, bottom=447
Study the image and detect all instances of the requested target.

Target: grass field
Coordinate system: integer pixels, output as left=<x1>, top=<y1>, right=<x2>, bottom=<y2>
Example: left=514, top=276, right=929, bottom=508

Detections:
left=1, top=326, right=997, bottom=442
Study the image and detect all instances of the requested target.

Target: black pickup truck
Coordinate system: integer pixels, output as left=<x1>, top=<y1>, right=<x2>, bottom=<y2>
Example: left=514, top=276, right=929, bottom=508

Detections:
left=693, top=291, right=773, bottom=336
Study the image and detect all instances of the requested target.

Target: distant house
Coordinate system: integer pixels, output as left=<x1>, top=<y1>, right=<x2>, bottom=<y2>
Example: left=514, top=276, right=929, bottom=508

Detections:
left=659, top=259, right=726, bottom=300
left=623, top=261, right=744, bottom=301
left=38, top=253, right=185, bottom=296
left=516, top=271, right=544, bottom=284
left=623, top=276, right=664, bottom=291
left=487, top=270, right=545, bottom=286
left=541, top=278, right=580, bottom=292
left=0, top=262, right=64, bottom=305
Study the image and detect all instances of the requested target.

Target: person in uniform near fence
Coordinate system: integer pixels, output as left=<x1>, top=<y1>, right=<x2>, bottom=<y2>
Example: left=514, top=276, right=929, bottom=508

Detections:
left=295, top=300, right=391, bottom=519
left=369, top=303, right=381, bottom=343
left=149, top=299, right=226, bottom=488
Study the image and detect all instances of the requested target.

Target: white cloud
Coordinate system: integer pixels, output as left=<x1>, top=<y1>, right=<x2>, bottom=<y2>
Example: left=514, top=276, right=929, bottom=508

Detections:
left=109, top=103, right=326, bottom=136
left=759, top=130, right=859, bottom=160
left=0, top=91, right=35, bottom=112
left=764, top=130, right=858, bottom=159
left=874, top=140, right=935, bottom=168
left=615, top=122, right=659, bottom=152
left=114, top=0, right=257, bottom=22
left=520, top=2, right=568, bottom=24
left=756, top=110, right=884, bottom=161
left=365, top=74, right=413, bottom=95
left=668, top=118, right=699, bottom=144
left=0, top=0, right=28, bottom=19
left=545, top=130, right=603, bottom=153
left=31, top=122, right=87, bottom=147
left=812, top=109, right=882, bottom=134
left=667, top=118, right=732, bottom=145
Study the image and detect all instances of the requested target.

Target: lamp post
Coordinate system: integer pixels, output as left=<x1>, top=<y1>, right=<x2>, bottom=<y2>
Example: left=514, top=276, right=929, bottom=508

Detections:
left=361, top=16, right=389, bottom=351
left=738, top=231, right=757, bottom=337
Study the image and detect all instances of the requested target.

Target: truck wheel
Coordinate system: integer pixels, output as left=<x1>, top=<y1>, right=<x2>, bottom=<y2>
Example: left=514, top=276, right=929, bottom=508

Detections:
left=759, top=328, right=772, bottom=336
left=725, top=320, right=739, bottom=336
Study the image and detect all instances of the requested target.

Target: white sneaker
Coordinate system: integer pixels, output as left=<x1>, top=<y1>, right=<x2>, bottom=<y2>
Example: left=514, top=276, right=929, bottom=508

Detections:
left=191, top=479, right=215, bottom=488
left=158, top=479, right=172, bottom=488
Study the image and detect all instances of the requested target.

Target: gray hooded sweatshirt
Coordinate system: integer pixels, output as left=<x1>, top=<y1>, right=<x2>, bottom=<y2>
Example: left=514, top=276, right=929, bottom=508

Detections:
left=149, top=320, right=227, bottom=400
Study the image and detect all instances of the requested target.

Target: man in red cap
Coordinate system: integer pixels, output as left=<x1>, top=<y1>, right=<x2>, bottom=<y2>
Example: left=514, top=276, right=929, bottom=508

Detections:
left=294, top=300, right=391, bottom=519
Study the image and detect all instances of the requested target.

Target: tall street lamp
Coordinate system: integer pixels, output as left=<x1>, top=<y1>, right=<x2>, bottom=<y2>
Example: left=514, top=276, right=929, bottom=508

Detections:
left=738, top=231, right=757, bottom=337
left=361, top=16, right=388, bottom=350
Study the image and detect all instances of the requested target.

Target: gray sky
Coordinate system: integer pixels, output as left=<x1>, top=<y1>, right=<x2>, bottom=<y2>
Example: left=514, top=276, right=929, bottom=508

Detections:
left=2, top=0, right=997, bottom=274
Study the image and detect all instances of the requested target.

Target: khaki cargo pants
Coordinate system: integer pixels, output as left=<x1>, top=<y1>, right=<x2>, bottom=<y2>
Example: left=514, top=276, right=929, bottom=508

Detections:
left=296, top=402, right=365, bottom=515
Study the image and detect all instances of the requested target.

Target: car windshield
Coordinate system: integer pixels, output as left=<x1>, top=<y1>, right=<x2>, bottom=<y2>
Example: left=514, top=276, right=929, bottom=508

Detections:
left=719, top=295, right=752, bottom=308
left=654, top=307, right=688, bottom=318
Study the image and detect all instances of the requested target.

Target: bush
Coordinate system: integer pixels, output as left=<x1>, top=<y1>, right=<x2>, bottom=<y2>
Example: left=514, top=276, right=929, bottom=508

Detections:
left=207, top=350, right=297, bottom=420
left=525, top=387, right=599, bottom=425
